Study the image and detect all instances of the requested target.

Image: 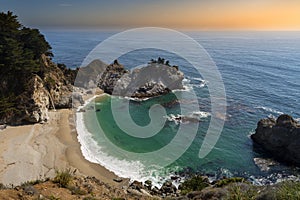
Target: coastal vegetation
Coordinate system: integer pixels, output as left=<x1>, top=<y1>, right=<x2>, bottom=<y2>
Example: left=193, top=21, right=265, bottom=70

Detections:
left=0, top=172, right=300, bottom=199
left=0, top=11, right=77, bottom=124
left=179, top=175, right=210, bottom=194
left=53, top=169, right=74, bottom=188
left=0, top=11, right=52, bottom=97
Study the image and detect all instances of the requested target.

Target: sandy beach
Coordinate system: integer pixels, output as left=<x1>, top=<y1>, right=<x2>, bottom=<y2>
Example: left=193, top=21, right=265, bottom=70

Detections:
left=0, top=109, right=125, bottom=187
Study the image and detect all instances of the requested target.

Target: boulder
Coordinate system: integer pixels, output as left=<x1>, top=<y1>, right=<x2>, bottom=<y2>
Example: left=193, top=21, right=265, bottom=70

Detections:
left=251, top=114, right=300, bottom=166
left=160, top=181, right=177, bottom=194
left=129, top=180, right=144, bottom=191
left=0, top=124, right=7, bottom=130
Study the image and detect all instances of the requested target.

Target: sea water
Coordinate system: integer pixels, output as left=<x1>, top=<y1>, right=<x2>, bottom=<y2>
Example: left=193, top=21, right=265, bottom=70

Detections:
left=44, top=30, right=300, bottom=186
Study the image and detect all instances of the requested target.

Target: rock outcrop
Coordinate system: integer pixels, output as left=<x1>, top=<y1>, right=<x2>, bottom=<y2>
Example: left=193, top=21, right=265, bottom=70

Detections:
left=251, top=114, right=300, bottom=166
left=42, top=55, right=73, bottom=109
left=97, top=60, right=184, bottom=98
left=74, top=59, right=108, bottom=88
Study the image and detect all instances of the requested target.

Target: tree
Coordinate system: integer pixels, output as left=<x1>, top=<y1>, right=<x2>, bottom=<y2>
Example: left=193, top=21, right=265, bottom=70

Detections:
left=0, top=11, right=53, bottom=78
left=20, top=27, right=53, bottom=59
left=0, top=11, right=53, bottom=118
left=0, top=11, right=21, bottom=35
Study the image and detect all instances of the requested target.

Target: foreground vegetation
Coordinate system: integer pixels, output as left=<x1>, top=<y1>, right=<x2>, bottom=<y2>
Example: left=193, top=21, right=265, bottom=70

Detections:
left=178, top=175, right=300, bottom=200
left=0, top=169, right=299, bottom=199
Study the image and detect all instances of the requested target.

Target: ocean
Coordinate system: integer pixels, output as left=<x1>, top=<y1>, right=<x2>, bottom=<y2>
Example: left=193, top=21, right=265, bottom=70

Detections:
left=43, top=30, right=300, bottom=186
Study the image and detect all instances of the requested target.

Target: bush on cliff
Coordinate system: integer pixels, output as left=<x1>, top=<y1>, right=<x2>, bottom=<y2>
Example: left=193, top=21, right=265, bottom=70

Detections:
left=179, top=175, right=210, bottom=194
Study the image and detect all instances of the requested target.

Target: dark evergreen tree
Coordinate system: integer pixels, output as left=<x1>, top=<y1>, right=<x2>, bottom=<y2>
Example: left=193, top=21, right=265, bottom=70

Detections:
left=0, top=11, right=53, bottom=118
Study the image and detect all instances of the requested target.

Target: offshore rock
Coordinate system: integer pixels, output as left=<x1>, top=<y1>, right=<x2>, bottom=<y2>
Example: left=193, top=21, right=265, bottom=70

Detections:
left=97, top=60, right=184, bottom=98
left=251, top=114, right=300, bottom=166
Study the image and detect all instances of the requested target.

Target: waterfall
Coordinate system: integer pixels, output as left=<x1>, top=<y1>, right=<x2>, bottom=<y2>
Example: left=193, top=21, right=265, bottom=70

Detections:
left=47, top=90, right=56, bottom=111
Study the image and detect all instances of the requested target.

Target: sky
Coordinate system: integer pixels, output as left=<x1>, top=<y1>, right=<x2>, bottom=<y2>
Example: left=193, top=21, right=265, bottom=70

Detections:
left=1, top=0, right=300, bottom=30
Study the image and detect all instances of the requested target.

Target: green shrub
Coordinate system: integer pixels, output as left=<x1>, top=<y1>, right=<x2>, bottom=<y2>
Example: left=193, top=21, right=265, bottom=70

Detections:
left=83, top=197, right=97, bottom=200
left=275, top=181, right=300, bottom=200
left=179, top=175, right=210, bottom=195
left=215, top=177, right=246, bottom=188
left=68, top=186, right=87, bottom=195
left=53, top=168, right=73, bottom=188
left=48, top=195, right=60, bottom=200
left=0, top=183, right=6, bottom=189
left=226, top=183, right=257, bottom=200
left=45, top=76, right=56, bottom=89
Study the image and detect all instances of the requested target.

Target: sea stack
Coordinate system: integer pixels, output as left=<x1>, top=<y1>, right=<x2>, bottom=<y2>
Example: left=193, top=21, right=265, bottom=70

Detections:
left=251, top=114, right=300, bottom=166
left=97, top=59, right=184, bottom=98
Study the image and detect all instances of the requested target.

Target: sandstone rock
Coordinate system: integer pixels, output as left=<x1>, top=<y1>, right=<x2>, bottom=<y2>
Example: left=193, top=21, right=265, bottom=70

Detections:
left=18, top=75, right=50, bottom=124
left=251, top=114, right=300, bottom=166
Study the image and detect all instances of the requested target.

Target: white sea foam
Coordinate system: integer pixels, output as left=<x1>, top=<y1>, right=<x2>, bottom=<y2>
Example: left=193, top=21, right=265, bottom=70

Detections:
left=181, top=77, right=193, bottom=91
left=192, top=111, right=211, bottom=118
left=76, top=96, right=149, bottom=182
left=75, top=95, right=185, bottom=187
left=164, top=111, right=211, bottom=124
left=180, top=77, right=208, bottom=92
left=192, top=77, right=208, bottom=88
left=247, top=130, right=255, bottom=139
left=255, top=106, right=284, bottom=115
left=123, top=96, right=150, bottom=102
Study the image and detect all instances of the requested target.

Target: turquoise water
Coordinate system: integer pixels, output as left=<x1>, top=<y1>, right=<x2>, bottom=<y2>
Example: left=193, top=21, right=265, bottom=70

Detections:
left=44, top=30, right=300, bottom=185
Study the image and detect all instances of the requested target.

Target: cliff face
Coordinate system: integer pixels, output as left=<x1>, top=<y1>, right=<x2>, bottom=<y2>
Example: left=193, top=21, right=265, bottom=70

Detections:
left=251, top=114, right=300, bottom=166
left=42, top=55, right=73, bottom=108
left=0, top=55, right=73, bottom=125
left=97, top=60, right=184, bottom=98
left=25, top=75, right=50, bottom=123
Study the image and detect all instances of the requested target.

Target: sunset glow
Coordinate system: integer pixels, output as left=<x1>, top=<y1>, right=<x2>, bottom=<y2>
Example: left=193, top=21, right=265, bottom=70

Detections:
left=1, top=0, right=300, bottom=30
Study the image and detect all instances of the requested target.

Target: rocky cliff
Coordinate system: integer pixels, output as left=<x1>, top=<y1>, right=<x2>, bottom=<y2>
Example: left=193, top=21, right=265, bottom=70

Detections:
left=97, top=60, right=184, bottom=98
left=0, top=12, right=76, bottom=125
left=0, top=55, right=74, bottom=125
left=251, top=114, right=300, bottom=166
left=42, top=55, right=73, bottom=109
